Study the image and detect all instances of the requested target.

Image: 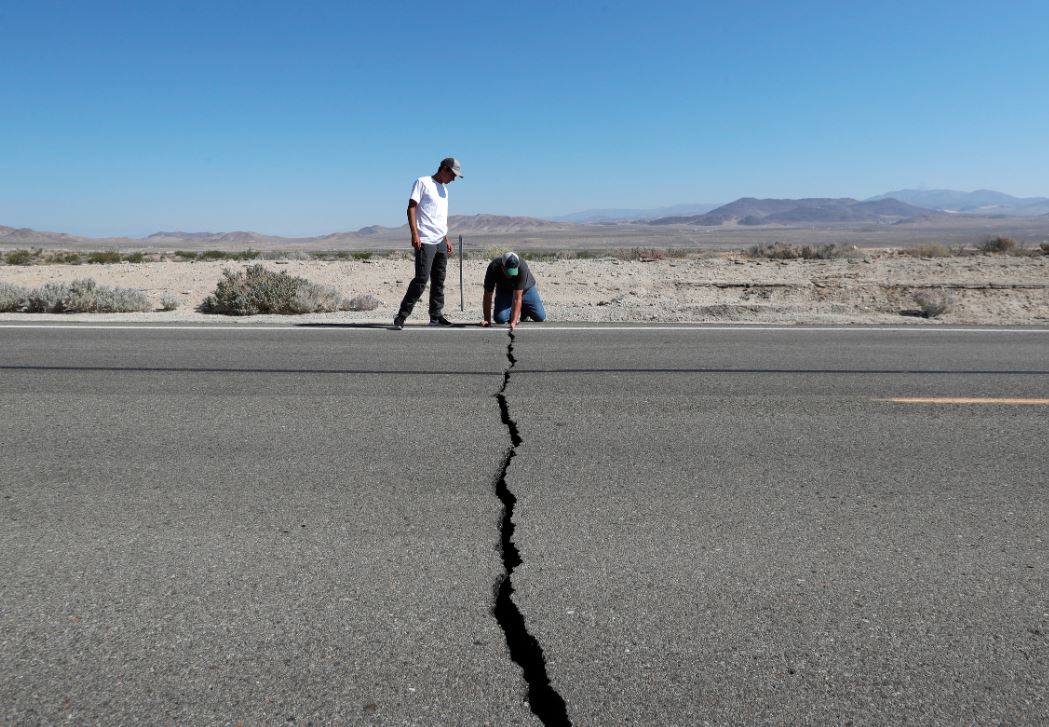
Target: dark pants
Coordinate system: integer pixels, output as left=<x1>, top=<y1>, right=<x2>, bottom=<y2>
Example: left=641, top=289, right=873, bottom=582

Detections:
left=397, top=243, right=447, bottom=320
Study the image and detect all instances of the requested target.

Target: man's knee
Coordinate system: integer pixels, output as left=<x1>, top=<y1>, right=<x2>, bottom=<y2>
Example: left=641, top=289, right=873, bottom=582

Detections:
left=493, top=309, right=511, bottom=324
left=528, top=310, right=546, bottom=322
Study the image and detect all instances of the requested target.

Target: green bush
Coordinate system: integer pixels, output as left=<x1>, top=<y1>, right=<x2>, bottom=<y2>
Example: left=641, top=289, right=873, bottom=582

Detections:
left=200, top=250, right=230, bottom=261
left=201, top=264, right=343, bottom=315
left=87, top=251, right=122, bottom=264
left=123, top=252, right=145, bottom=263
left=48, top=252, right=82, bottom=264
left=351, top=251, right=373, bottom=261
left=174, top=250, right=200, bottom=261
left=5, top=248, right=38, bottom=265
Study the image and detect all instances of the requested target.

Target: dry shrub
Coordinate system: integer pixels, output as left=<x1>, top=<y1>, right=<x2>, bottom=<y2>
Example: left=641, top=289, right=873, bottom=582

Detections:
left=980, top=236, right=1017, bottom=253
left=87, top=251, right=122, bottom=264
left=1040, top=242, right=1049, bottom=255
left=747, top=242, right=854, bottom=260
left=24, top=282, right=72, bottom=312
left=0, top=282, right=29, bottom=311
left=20, top=278, right=149, bottom=313
left=201, top=264, right=342, bottom=315
left=342, top=293, right=381, bottom=311
left=634, top=248, right=667, bottom=261
left=4, top=248, right=39, bottom=265
left=913, top=290, right=954, bottom=318
left=289, top=283, right=342, bottom=313
left=905, top=243, right=951, bottom=258
left=93, top=286, right=151, bottom=312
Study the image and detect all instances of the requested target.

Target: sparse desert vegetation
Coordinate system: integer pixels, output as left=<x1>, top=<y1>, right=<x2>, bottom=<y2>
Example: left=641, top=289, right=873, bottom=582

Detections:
left=2, top=247, right=1047, bottom=323
left=745, top=242, right=856, bottom=260
left=5, top=278, right=151, bottom=312
left=902, top=243, right=953, bottom=258
left=0, top=282, right=30, bottom=311
left=4, top=248, right=40, bottom=265
left=86, top=251, right=122, bottom=264
left=201, top=264, right=348, bottom=315
left=980, top=235, right=1017, bottom=254
left=911, top=290, right=955, bottom=319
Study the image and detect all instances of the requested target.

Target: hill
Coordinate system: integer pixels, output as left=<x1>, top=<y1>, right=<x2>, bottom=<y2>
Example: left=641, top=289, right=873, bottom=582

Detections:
left=646, top=197, right=933, bottom=226
left=869, top=189, right=1049, bottom=216
left=0, top=214, right=576, bottom=248
left=549, top=203, right=721, bottom=223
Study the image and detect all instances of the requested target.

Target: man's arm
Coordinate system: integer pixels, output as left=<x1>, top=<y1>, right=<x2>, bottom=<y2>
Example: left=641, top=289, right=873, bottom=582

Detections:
left=480, top=290, right=493, bottom=326
left=406, top=200, right=421, bottom=250
left=509, top=289, right=524, bottom=331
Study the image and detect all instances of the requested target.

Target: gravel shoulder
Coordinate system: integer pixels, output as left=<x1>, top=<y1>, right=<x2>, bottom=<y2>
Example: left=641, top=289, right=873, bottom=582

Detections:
left=1, top=252, right=1047, bottom=325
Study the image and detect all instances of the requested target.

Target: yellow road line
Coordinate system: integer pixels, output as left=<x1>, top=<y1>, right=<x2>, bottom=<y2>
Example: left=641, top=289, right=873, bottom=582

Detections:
left=881, top=397, right=1049, bottom=405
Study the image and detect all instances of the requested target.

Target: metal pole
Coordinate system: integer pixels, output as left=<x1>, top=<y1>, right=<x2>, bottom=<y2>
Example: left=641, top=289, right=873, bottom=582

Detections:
left=459, top=234, right=464, bottom=312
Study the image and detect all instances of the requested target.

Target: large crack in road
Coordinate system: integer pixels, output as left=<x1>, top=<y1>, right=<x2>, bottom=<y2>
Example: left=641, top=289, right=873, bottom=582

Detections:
left=492, top=330, right=572, bottom=726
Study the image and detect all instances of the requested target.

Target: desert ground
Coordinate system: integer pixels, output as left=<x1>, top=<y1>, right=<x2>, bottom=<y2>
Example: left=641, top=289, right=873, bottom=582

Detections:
left=1, top=250, right=1047, bottom=325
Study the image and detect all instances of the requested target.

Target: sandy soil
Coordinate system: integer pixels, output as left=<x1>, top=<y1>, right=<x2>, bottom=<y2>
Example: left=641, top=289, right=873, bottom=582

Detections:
left=1, top=252, right=1047, bottom=325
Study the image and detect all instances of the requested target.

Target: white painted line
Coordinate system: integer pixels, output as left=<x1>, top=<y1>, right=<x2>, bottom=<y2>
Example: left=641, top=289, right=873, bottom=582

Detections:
left=881, top=397, right=1049, bottom=405
left=1, top=324, right=1049, bottom=333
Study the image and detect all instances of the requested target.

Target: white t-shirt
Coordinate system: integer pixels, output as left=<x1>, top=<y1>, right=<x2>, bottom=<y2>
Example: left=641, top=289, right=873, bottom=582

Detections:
left=409, top=176, right=449, bottom=243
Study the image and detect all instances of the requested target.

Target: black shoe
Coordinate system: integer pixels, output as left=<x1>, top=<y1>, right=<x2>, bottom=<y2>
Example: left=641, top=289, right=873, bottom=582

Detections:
left=429, top=316, right=453, bottom=327
left=392, top=316, right=405, bottom=330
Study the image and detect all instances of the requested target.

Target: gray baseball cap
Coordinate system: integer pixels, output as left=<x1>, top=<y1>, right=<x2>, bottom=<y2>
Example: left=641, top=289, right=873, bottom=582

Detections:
left=440, top=157, right=463, bottom=178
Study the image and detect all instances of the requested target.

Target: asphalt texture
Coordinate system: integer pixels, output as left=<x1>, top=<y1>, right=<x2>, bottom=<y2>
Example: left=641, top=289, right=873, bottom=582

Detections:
left=2, top=323, right=1049, bottom=725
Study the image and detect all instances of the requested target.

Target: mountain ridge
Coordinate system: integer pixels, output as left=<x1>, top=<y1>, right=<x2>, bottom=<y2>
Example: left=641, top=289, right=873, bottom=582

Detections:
left=867, top=189, right=1049, bottom=216
left=644, top=197, right=933, bottom=226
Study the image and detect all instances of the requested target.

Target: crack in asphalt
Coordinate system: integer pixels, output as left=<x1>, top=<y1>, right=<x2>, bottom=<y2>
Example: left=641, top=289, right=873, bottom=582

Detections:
left=492, top=331, right=572, bottom=726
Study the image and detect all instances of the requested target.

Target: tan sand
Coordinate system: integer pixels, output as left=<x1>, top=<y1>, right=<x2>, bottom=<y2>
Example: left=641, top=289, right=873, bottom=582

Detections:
left=1, top=252, right=1047, bottom=325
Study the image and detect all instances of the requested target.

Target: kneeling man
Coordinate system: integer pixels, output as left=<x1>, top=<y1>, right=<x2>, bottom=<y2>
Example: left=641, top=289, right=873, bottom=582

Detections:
left=480, top=252, right=546, bottom=331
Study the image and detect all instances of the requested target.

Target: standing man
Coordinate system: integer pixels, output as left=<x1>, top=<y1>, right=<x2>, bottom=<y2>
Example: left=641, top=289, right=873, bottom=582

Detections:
left=480, top=251, right=546, bottom=331
left=393, top=157, right=463, bottom=329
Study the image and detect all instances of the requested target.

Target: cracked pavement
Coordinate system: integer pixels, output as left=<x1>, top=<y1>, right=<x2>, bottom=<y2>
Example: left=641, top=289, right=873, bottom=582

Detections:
left=0, top=327, right=536, bottom=725
left=2, top=324, right=1049, bottom=724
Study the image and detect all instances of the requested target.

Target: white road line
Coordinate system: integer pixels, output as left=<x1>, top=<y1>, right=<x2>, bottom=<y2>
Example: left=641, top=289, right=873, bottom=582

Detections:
left=1, top=324, right=1049, bottom=333
left=881, top=397, right=1049, bottom=405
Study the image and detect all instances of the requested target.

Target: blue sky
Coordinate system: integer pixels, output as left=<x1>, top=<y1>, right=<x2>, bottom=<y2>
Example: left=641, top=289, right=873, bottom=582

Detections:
left=2, top=0, right=1047, bottom=237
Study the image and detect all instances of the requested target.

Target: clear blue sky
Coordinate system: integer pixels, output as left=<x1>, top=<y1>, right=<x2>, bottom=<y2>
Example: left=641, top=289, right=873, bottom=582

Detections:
left=2, top=0, right=1047, bottom=237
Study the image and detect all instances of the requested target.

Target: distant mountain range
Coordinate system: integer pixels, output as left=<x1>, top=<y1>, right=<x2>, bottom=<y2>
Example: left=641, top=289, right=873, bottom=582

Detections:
left=3, top=189, right=1047, bottom=246
left=866, top=189, right=1049, bottom=216
left=642, top=197, right=932, bottom=226
left=549, top=203, right=721, bottom=223
left=555, top=189, right=1049, bottom=224
left=0, top=215, right=573, bottom=247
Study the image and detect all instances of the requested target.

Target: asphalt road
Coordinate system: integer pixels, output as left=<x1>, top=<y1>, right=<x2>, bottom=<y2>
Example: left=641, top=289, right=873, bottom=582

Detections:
left=2, top=323, right=1048, bottom=725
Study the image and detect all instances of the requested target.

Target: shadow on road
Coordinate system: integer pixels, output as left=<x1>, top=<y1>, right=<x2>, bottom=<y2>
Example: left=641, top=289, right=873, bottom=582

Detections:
left=294, top=322, right=479, bottom=330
